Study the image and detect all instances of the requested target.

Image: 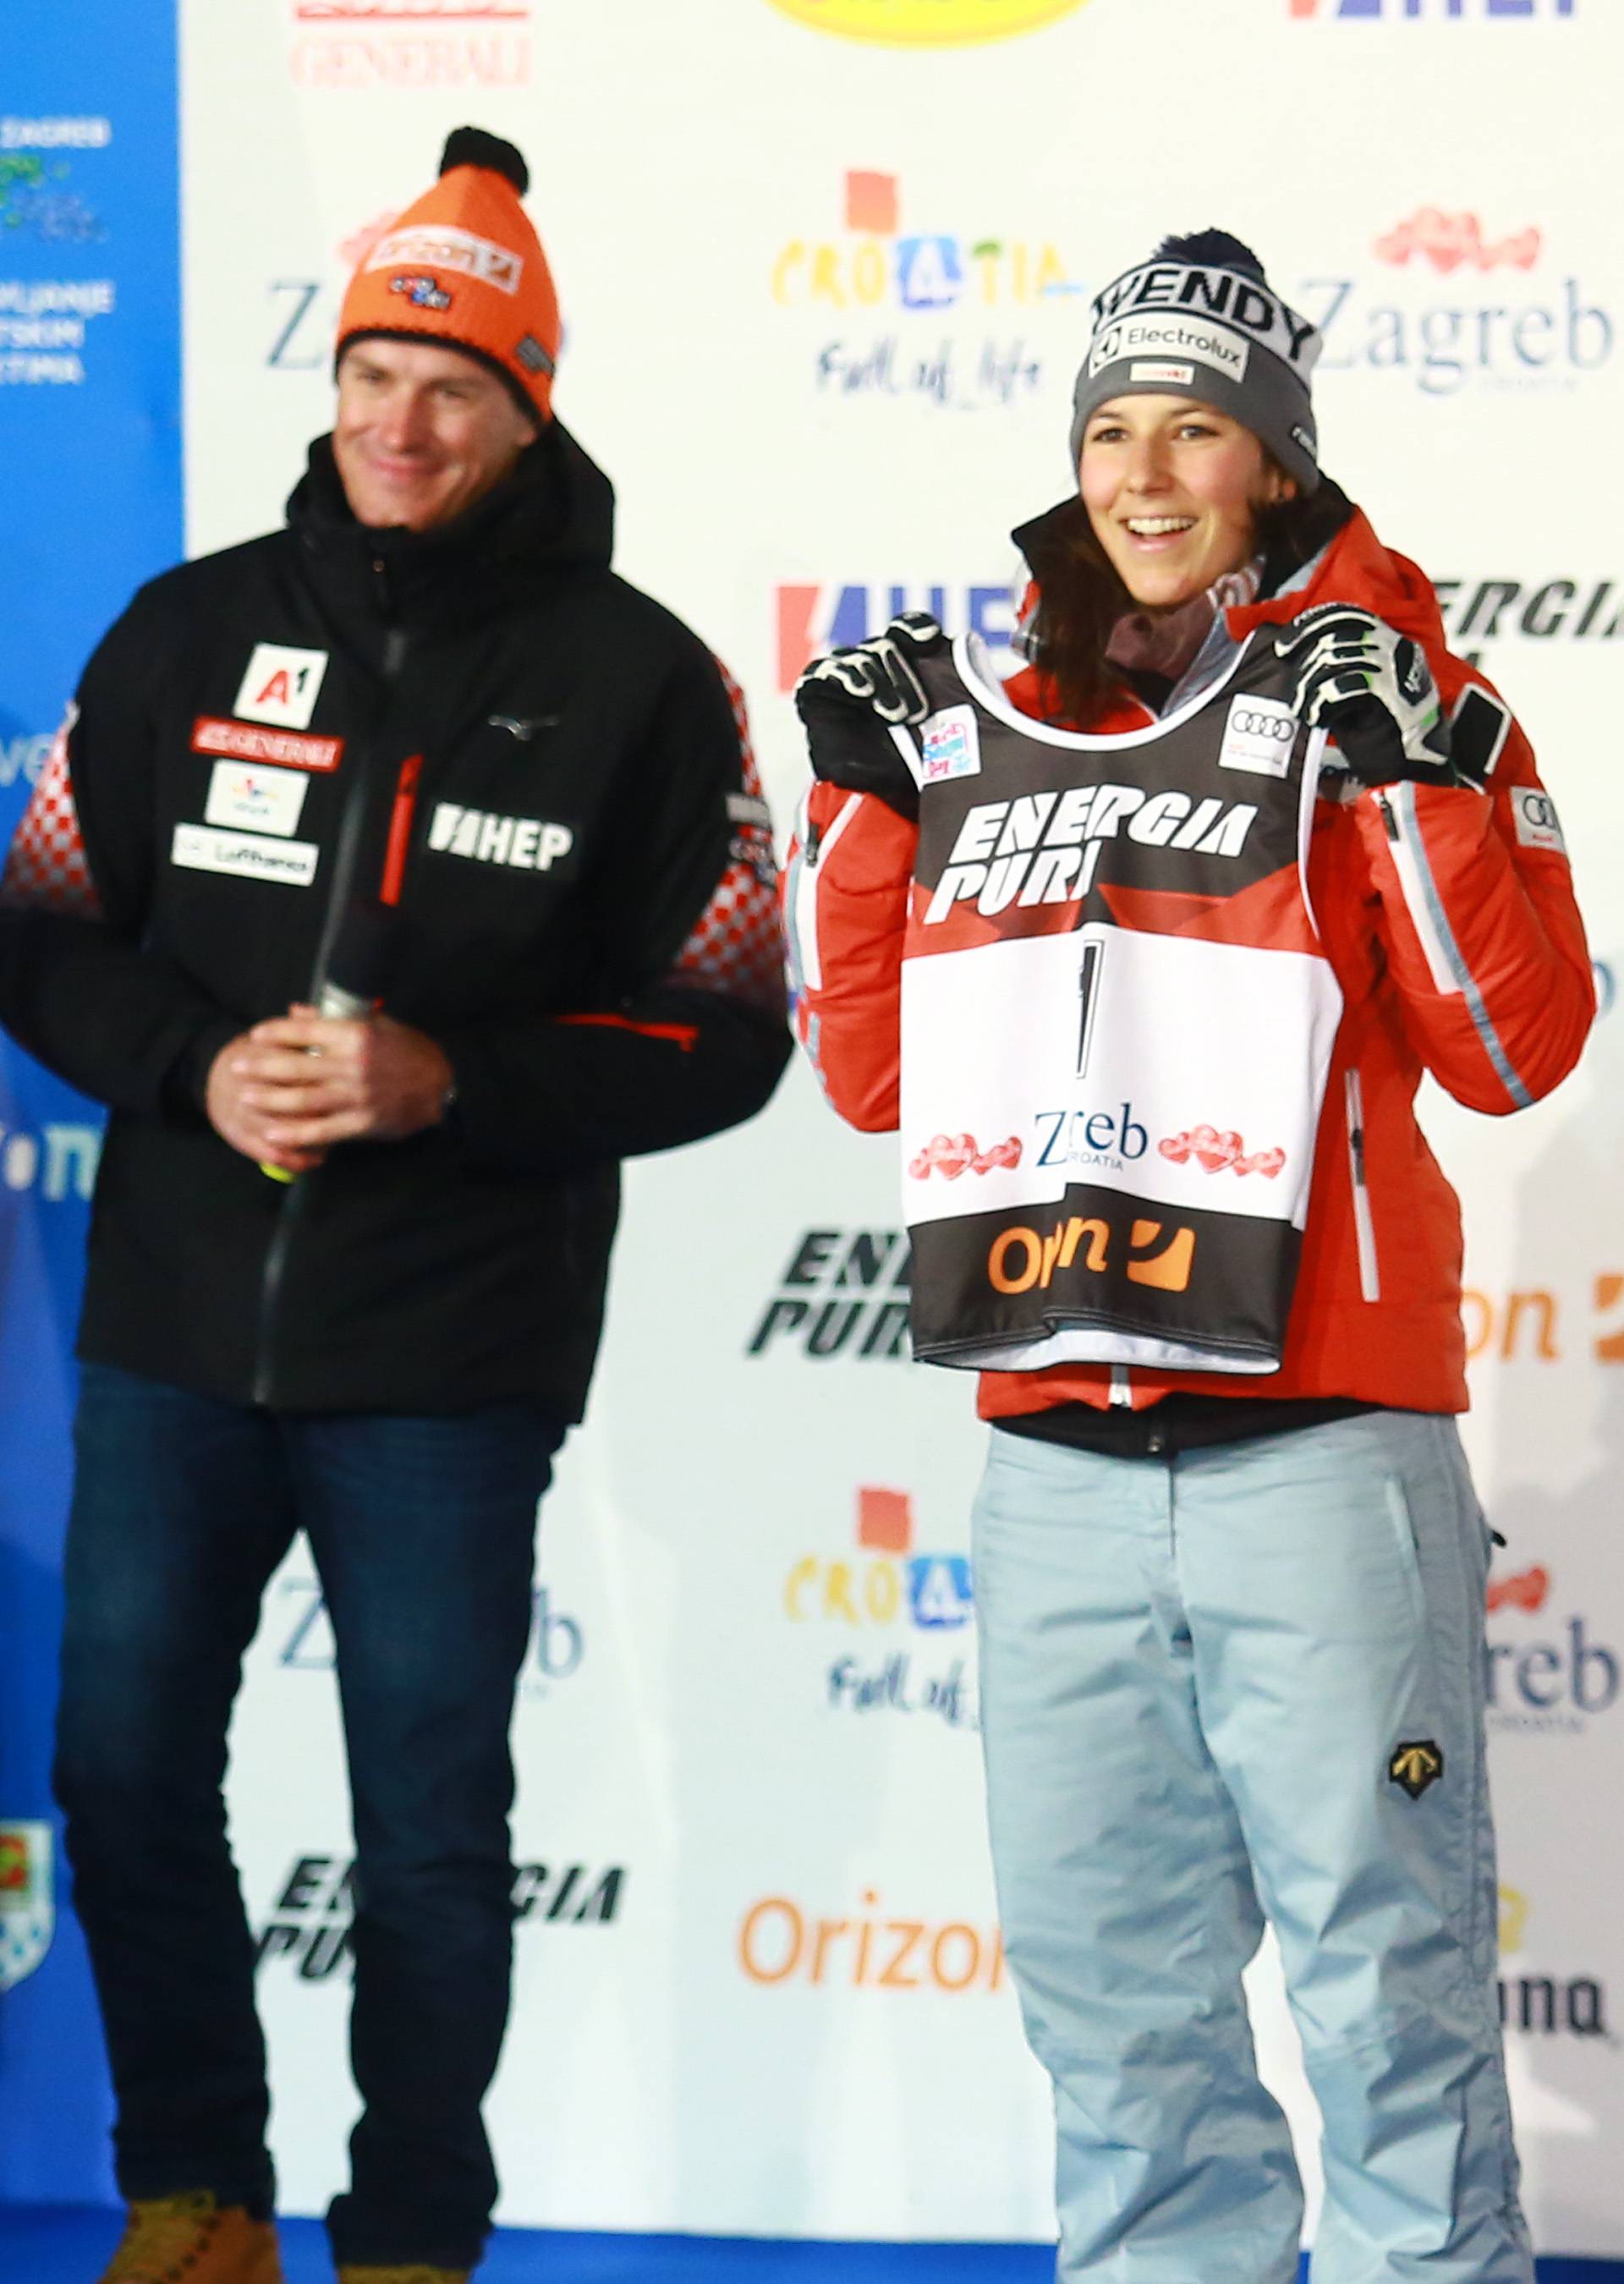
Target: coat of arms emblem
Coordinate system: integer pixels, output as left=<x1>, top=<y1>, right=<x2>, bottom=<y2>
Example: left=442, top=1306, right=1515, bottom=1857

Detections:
left=0, top=1821, right=55, bottom=1992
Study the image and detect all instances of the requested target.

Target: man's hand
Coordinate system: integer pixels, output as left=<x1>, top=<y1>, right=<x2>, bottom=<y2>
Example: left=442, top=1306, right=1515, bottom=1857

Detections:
left=1276, top=602, right=1479, bottom=790
left=793, top=612, right=950, bottom=821
left=206, top=1007, right=454, bottom=1168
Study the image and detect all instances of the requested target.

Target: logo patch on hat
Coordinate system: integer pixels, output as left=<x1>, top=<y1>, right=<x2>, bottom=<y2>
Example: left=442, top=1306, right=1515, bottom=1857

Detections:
left=1089, top=316, right=1250, bottom=385
left=1130, top=360, right=1195, bottom=385
left=1092, top=263, right=1321, bottom=377
left=390, top=273, right=452, bottom=312
left=366, top=225, right=524, bottom=295
left=1389, top=1740, right=1444, bottom=1800
left=514, top=333, right=556, bottom=376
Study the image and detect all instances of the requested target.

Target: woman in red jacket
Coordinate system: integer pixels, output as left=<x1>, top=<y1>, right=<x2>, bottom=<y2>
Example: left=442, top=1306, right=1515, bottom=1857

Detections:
left=787, top=231, right=1591, bottom=2284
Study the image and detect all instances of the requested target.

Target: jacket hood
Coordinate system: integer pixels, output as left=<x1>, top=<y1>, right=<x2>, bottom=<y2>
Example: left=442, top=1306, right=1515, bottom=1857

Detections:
left=287, top=417, right=616, bottom=631
left=1012, top=475, right=1451, bottom=697
left=1226, top=498, right=1450, bottom=658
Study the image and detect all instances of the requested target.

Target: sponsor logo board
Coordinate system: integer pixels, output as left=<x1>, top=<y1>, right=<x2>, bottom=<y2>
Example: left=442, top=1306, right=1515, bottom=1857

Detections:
left=747, top=1227, right=911, bottom=1361
left=772, top=169, right=1082, bottom=415
left=0, top=278, right=116, bottom=386
left=1, top=118, right=112, bottom=148
left=0, top=118, right=112, bottom=386
left=287, top=0, right=530, bottom=86
left=1486, top=1563, right=1619, bottom=1734
left=1291, top=0, right=1573, bottom=16
left=1433, top=577, right=1622, bottom=661
left=255, top=1851, right=623, bottom=1979
left=763, top=0, right=1092, bottom=45
left=1298, top=216, right=1611, bottom=396
left=1462, top=1273, right=1624, bottom=1364
left=0, top=133, right=106, bottom=248
left=0, top=124, right=112, bottom=383
left=776, top=580, right=1018, bottom=691
left=785, top=1487, right=978, bottom=1730
left=0, top=1123, right=100, bottom=1201
left=1497, top=1889, right=1610, bottom=2040
left=0, top=731, right=56, bottom=790
left=273, top=1572, right=584, bottom=1699
left=739, top=1889, right=1006, bottom=1990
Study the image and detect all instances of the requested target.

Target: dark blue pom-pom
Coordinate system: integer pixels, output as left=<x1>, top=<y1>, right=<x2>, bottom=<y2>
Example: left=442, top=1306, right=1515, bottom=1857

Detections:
left=1153, top=230, right=1267, bottom=282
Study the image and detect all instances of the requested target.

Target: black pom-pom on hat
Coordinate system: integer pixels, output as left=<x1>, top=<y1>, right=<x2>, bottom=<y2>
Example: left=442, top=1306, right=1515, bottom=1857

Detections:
left=1153, top=228, right=1268, bottom=283
left=439, top=126, right=529, bottom=196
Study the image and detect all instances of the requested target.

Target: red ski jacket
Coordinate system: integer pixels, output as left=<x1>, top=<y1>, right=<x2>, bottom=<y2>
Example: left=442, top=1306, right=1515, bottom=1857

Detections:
left=783, top=504, right=1594, bottom=1422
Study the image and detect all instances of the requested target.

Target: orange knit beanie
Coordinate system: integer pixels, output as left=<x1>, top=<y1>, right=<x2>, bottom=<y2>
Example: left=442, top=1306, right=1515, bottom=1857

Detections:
left=336, top=126, right=560, bottom=424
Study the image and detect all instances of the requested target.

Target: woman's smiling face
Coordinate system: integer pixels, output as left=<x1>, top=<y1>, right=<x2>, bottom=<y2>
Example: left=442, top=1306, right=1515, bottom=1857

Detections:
left=1078, top=393, right=1293, bottom=612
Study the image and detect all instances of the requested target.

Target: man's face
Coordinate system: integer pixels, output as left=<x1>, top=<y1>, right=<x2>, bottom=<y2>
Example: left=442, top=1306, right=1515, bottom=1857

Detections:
left=332, top=337, right=538, bottom=533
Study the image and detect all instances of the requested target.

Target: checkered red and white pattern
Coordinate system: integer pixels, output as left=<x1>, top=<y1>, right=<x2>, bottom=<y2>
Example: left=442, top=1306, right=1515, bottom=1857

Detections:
left=670, top=662, right=786, bottom=1016
left=2, top=706, right=102, bottom=918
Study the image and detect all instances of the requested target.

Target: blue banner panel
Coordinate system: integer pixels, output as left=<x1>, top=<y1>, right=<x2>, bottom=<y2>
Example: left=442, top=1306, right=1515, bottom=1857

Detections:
left=0, top=0, right=182, bottom=2204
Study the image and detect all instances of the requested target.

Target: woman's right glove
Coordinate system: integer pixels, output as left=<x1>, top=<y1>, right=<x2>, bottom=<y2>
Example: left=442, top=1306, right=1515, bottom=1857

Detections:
left=793, top=612, right=950, bottom=821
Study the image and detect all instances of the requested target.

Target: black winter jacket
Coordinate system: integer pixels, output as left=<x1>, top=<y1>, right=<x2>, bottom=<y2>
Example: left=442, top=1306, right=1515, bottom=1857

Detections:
left=0, top=425, right=789, bottom=1415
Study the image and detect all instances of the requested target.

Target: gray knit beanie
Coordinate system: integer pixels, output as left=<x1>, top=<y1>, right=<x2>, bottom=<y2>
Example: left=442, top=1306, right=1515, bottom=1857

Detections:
left=1069, top=230, right=1323, bottom=494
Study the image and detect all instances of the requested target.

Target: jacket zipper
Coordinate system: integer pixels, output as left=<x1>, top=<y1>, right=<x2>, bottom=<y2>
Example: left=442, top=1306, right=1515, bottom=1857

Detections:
left=251, top=614, right=409, bottom=1407
left=1109, top=1366, right=1132, bottom=1407
left=1345, top=1067, right=1380, bottom=1304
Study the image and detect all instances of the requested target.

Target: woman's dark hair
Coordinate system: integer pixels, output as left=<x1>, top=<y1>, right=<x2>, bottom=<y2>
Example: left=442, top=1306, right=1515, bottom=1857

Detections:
left=1018, top=477, right=1351, bottom=726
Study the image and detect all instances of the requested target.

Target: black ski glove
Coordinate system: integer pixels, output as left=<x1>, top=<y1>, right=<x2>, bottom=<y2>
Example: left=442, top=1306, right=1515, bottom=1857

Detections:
left=1276, top=603, right=1482, bottom=792
left=793, top=612, right=951, bottom=821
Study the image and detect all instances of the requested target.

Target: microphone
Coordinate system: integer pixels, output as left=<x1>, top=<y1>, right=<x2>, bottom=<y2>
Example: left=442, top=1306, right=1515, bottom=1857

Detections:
left=260, top=900, right=399, bottom=1183
left=315, top=897, right=398, bottom=1019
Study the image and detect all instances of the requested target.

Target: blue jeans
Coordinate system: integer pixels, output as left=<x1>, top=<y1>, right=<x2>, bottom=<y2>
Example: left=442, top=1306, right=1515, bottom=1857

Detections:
left=971, top=1410, right=1532, bottom=2284
left=54, top=1362, right=566, bottom=2271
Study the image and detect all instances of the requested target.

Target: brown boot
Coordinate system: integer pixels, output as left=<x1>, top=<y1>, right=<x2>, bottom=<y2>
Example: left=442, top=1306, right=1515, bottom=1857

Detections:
left=336, top=2270, right=469, bottom=2283
left=97, top=2191, right=283, bottom=2282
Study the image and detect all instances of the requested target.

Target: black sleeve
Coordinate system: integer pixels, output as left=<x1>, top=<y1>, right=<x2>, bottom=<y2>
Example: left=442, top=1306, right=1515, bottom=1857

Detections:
left=0, top=584, right=240, bottom=1117
left=437, top=640, right=790, bottom=1172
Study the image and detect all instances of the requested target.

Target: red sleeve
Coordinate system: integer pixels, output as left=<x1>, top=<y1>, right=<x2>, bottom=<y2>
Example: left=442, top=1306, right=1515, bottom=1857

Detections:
left=2, top=706, right=103, bottom=918
left=782, top=779, right=914, bottom=1133
left=663, top=660, right=786, bottom=1019
left=1350, top=670, right=1594, bottom=1113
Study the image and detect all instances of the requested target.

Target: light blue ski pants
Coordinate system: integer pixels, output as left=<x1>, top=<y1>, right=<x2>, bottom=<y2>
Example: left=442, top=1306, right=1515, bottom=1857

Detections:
left=971, top=1409, right=1532, bottom=2284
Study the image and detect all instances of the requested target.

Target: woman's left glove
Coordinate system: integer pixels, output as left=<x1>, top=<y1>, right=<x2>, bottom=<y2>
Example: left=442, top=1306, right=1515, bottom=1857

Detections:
left=1276, top=602, right=1481, bottom=791
left=793, top=612, right=950, bottom=821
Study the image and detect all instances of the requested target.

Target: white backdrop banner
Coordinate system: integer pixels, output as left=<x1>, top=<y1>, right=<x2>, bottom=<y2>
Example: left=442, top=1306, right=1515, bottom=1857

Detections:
left=177, top=0, right=1624, bottom=2252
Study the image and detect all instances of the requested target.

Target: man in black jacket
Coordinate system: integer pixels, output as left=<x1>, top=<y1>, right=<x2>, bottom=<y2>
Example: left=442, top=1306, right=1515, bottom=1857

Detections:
left=0, top=129, right=787, bottom=2284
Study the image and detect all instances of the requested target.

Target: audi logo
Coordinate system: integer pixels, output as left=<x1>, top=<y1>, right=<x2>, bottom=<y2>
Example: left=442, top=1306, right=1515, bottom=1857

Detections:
left=1520, top=793, right=1559, bottom=830
left=1232, top=709, right=1294, bottom=742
